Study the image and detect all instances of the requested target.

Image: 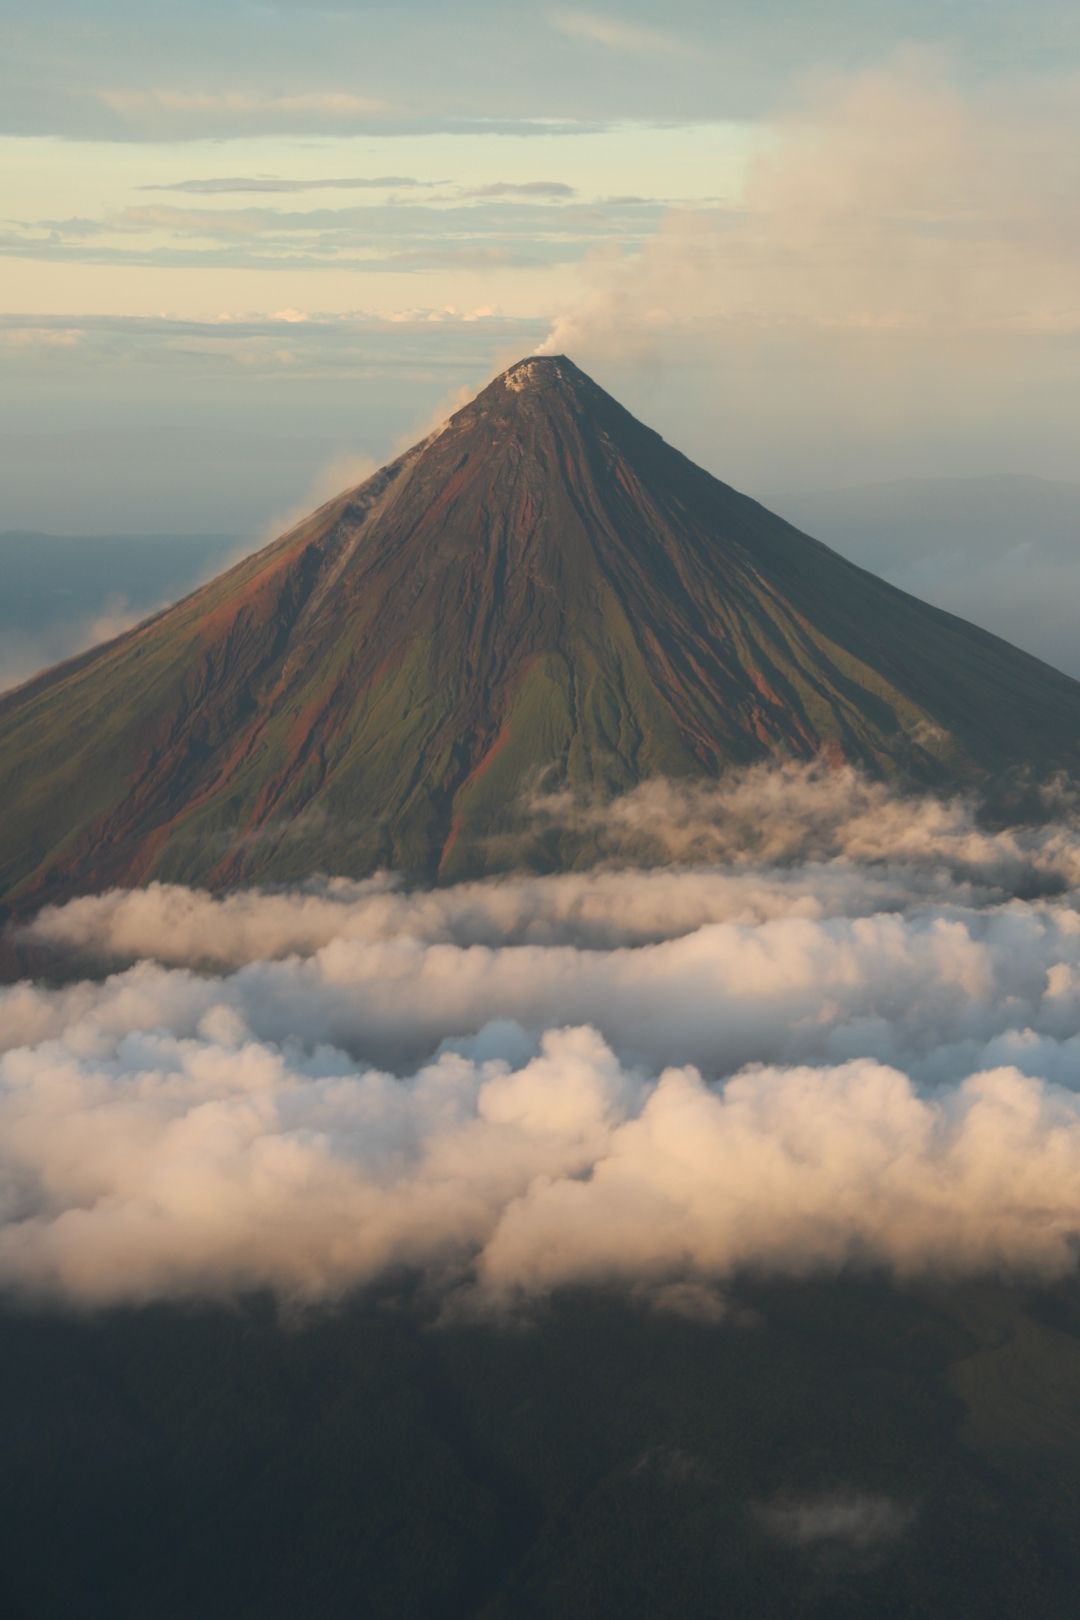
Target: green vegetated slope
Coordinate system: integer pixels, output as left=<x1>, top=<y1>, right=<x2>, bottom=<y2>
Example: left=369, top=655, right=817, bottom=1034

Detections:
left=4, top=355, right=1080, bottom=910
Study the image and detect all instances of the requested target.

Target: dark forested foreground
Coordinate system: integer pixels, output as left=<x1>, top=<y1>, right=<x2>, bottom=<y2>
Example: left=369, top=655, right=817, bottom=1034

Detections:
left=5, top=1275, right=1080, bottom=1618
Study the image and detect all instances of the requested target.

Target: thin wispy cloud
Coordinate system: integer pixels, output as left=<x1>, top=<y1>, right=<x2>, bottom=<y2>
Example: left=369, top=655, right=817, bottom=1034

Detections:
left=39, top=195, right=651, bottom=246
left=550, top=9, right=690, bottom=57
left=77, top=82, right=607, bottom=142
left=465, top=180, right=577, bottom=198
left=97, top=88, right=390, bottom=119
left=140, top=176, right=431, bottom=195
left=2, top=189, right=666, bottom=282
left=0, top=309, right=544, bottom=400
left=4, top=2, right=1074, bottom=142
left=0, top=326, right=83, bottom=349
left=86, top=85, right=409, bottom=141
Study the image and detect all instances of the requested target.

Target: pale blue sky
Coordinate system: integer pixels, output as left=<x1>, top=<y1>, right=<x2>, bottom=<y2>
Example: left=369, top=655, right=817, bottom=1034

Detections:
left=1, top=0, right=1077, bottom=532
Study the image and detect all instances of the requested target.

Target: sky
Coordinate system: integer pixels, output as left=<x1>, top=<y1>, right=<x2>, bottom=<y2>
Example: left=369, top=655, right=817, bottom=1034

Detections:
left=1, top=0, right=1078, bottom=534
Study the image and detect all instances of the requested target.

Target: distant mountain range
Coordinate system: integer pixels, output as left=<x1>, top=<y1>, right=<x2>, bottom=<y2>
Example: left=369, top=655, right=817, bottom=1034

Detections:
left=4, top=357, right=1080, bottom=912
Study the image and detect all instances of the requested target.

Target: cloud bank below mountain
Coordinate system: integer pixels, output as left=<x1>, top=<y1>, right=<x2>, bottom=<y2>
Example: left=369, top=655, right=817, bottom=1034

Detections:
left=8, top=769, right=1080, bottom=1310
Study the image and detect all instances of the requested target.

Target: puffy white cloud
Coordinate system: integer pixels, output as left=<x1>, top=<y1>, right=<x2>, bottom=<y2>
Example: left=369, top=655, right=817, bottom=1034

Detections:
left=529, top=763, right=1080, bottom=883
left=9, top=770, right=1080, bottom=1308
left=4, top=1017, right=1080, bottom=1309
left=4, top=901, right=1051, bottom=1077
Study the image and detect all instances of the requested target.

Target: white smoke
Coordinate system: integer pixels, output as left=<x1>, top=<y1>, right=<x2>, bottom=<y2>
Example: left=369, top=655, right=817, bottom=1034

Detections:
left=540, top=56, right=1080, bottom=361
left=535, top=56, right=1080, bottom=496
left=8, top=769, right=1080, bottom=1308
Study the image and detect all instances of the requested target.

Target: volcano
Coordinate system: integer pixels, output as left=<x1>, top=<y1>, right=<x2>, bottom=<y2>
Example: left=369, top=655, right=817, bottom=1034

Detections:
left=4, top=354, right=1080, bottom=908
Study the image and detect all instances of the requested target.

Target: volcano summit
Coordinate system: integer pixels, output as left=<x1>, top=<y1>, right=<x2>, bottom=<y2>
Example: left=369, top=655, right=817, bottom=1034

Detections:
left=4, top=354, right=1080, bottom=908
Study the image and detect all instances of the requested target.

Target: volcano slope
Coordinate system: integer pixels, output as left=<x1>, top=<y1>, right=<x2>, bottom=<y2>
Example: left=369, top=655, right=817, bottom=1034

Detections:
left=4, top=354, right=1080, bottom=910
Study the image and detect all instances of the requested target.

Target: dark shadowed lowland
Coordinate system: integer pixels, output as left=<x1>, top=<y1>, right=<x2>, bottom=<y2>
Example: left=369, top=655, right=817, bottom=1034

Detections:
left=7, top=358, right=1080, bottom=1619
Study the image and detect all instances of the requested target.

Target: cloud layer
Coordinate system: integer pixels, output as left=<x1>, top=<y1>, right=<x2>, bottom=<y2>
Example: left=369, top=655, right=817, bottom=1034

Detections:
left=8, top=771, right=1080, bottom=1309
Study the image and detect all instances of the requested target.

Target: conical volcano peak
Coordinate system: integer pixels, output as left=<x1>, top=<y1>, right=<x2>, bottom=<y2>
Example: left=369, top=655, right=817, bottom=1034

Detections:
left=6, top=346, right=1080, bottom=912
left=457, top=353, right=606, bottom=423
left=501, top=355, right=577, bottom=392
left=437, top=352, right=647, bottom=454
